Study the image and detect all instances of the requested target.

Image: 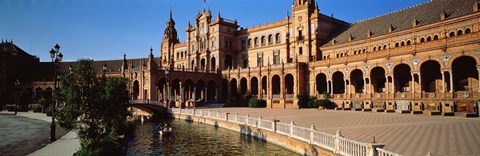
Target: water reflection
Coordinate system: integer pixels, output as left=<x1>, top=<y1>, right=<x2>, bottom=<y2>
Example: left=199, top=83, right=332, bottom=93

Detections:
left=127, top=119, right=298, bottom=155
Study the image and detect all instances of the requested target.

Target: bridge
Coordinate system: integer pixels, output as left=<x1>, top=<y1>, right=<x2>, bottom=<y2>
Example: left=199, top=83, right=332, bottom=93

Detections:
left=127, top=100, right=171, bottom=118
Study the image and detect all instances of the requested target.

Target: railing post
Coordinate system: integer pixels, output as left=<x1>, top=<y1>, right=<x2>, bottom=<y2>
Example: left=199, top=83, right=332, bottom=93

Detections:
left=365, top=143, right=385, bottom=156
left=216, top=110, right=219, bottom=119
left=226, top=113, right=230, bottom=121
left=290, top=121, right=295, bottom=137
left=235, top=113, right=238, bottom=122
left=200, top=109, right=203, bottom=117
left=334, top=129, right=344, bottom=154
left=273, top=117, right=279, bottom=132
left=246, top=114, right=249, bottom=125
left=310, top=124, right=316, bottom=145
left=193, top=108, right=196, bottom=116
left=258, top=116, right=262, bottom=128
left=208, top=110, right=211, bottom=117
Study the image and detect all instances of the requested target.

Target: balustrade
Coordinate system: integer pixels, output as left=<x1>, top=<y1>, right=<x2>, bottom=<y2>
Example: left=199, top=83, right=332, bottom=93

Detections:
left=171, top=107, right=399, bottom=156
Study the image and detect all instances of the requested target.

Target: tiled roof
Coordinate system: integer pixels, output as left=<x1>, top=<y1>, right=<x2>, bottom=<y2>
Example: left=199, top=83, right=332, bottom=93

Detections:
left=0, top=41, right=37, bottom=59
left=322, top=0, right=477, bottom=48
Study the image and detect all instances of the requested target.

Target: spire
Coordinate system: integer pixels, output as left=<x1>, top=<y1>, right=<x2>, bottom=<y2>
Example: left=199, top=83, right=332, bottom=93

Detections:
left=169, top=7, right=173, bottom=20
left=149, top=46, right=154, bottom=59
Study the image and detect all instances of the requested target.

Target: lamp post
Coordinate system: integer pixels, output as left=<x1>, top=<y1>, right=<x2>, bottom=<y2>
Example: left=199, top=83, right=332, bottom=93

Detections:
left=102, top=64, right=107, bottom=80
left=165, top=69, right=169, bottom=107
left=14, top=79, right=20, bottom=115
left=49, top=43, right=63, bottom=142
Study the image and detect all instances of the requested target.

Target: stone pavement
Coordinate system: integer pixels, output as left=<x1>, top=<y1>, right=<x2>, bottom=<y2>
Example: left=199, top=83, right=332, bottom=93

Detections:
left=201, top=108, right=480, bottom=156
left=12, top=112, right=80, bottom=156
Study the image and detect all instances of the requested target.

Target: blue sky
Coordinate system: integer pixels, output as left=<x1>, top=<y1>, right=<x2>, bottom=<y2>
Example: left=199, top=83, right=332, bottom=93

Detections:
left=1, top=0, right=429, bottom=62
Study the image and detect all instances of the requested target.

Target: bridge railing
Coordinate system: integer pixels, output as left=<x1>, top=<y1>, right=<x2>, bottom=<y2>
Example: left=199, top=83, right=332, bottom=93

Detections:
left=171, top=107, right=396, bottom=156
left=129, top=100, right=166, bottom=107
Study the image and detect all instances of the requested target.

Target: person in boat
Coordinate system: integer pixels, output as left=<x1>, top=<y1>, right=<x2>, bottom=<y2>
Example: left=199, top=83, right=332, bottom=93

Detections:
left=162, top=122, right=172, bottom=132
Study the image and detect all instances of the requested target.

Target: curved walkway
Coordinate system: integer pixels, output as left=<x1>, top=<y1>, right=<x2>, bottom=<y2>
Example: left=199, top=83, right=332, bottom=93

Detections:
left=201, top=108, right=480, bottom=156
left=0, top=112, right=80, bottom=156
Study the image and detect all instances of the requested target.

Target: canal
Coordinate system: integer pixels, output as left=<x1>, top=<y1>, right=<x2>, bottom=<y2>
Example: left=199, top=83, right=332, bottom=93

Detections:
left=127, top=119, right=298, bottom=155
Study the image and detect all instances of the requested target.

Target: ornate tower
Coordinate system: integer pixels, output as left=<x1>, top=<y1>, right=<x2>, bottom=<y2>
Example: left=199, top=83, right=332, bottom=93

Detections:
left=160, top=10, right=180, bottom=67
left=290, top=0, right=317, bottom=62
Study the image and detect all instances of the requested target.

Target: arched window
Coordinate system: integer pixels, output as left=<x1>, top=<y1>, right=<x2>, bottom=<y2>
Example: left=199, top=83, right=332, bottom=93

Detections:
left=406, top=40, right=411, bottom=45
left=261, top=36, right=266, bottom=46
left=363, top=49, right=366, bottom=53
left=420, top=38, right=425, bottom=43
left=191, top=42, right=196, bottom=51
left=383, top=45, right=387, bottom=50
left=241, top=39, right=246, bottom=50
left=248, top=38, right=252, bottom=48
left=449, top=31, right=455, bottom=37
left=427, top=36, right=432, bottom=42
left=433, top=35, right=439, bottom=40
left=378, top=46, right=382, bottom=50
left=465, top=28, right=472, bottom=34
left=457, top=30, right=463, bottom=36
left=395, top=42, right=399, bottom=47
left=373, top=47, right=377, bottom=51
left=268, top=35, right=273, bottom=45
left=254, top=37, right=259, bottom=47
left=354, top=50, right=357, bottom=55
left=400, top=41, right=405, bottom=46
left=275, top=33, right=281, bottom=44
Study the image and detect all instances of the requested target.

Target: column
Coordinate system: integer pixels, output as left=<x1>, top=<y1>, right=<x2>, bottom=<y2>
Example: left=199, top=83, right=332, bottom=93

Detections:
left=418, top=74, right=422, bottom=93
left=280, top=76, right=285, bottom=98
left=478, top=69, right=480, bottom=92
left=205, top=87, right=208, bottom=103
left=326, top=80, right=330, bottom=94
left=441, top=71, right=446, bottom=93
left=314, top=81, right=317, bottom=95
left=411, top=74, right=415, bottom=93
left=449, top=70, right=453, bottom=92
left=385, top=76, right=389, bottom=93
left=391, top=76, right=395, bottom=93
left=330, top=81, right=334, bottom=95
left=364, top=78, right=367, bottom=94
left=344, top=79, right=347, bottom=95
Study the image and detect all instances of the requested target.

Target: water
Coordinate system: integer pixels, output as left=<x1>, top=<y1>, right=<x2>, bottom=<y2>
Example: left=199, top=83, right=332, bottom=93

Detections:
left=126, top=119, right=299, bottom=156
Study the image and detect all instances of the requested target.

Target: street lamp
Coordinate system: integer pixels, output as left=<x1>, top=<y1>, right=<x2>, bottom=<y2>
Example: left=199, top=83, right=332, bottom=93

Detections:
left=102, top=64, right=107, bottom=79
left=165, top=69, right=169, bottom=107
left=14, top=79, right=20, bottom=115
left=49, top=43, right=63, bottom=142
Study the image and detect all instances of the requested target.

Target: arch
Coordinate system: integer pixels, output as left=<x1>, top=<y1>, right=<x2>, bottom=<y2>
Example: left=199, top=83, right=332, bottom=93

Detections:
left=373, top=47, right=377, bottom=51
left=371, top=67, right=386, bottom=93
left=191, top=60, right=195, bottom=69
left=224, top=54, right=233, bottom=70
left=268, top=34, right=273, bottom=45
left=230, top=78, right=238, bottom=98
left=448, top=53, right=480, bottom=67
left=332, top=71, right=345, bottom=94
left=240, top=77, right=248, bottom=95
left=406, top=40, right=411, bottom=45
left=35, top=87, right=43, bottom=102
left=420, top=37, right=425, bottom=43
left=452, top=56, right=478, bottom=91
left=417, top=58, right=445, bottom=70
left=395, top=42, right=399, bottom=47
left=261, top=36, right=266, bottom=46
left=241, top=39, right=246, bottom=49
left=207, top=80, right=216, bottom=102
left=195, top=80, right=205, bottom=101
left=465, top=28, right=472, bottom=34
left=457, top=29, right=463, bottom=36
left=200, top=58, right=206, bottom=70
left=248, top=38, right=252, bottom=48
left=221, top=79, right=228, bottom=101
left=285, top=74, right=294, bottom=94
left=383, top=45, right=387, bottom=50
left=391, top=62, right=414, bottom=73
left=433, top=35, right=439, bottom=40
left=210, top=57, right=216, bottom=71
left=184, top=79, right=195, bottom=101
left=254, top=37, right=259, bottom=47
left=449, top=31, right=455, bottom=37
left=426, top=36, right=432, bottom=42
left=157, top=78, right=167, bottom=101
left=316, top=73, right=327, bottom=94
left=393, top=64, right=412, bottom=92
left=251, top=77, right=259, bottom=96
left=272, top=75, right=281, bottom=95
left=400, top=41, right=405, bottom=46
left=420, top=60, right=442, bottom=92
left=171, top=79, right=181, bottom=100
left=275, top=33, right=281, bottom=43
left=261, top=76, right=267, bottom=97
left=133, top=80, right=140, bottom=100
left=350, top=69, right=364, bottom=93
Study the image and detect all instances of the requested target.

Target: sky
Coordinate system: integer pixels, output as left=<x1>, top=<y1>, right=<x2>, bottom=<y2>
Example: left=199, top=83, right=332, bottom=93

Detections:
left=1, top=0, right=430, bottom=62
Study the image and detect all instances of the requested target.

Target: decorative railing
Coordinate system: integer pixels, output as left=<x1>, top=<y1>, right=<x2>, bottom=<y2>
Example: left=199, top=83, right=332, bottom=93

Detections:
left=171, top=108, right=397, bottom=156
left=377, top=148, right=403, bottom=156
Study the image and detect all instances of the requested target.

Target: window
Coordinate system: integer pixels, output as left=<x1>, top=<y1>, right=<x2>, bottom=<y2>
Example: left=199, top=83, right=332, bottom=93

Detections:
left=257, top=52, right=264, bottom=67
left=254, top=37, right=259, bottom=47
left=261, top=36, right=266, bottom=46
left=400, top=41, right=405, bottom=46
left=406, top=40, right=411, bottom=45
left=457, top=30, right=463, bottom=36
left=276, top=33, right=281, bottom=43
left=242, top=54, right=248, bottom=68
left=449, top=31, right=455, bottom=37
left=395, top=42, right=399, bottom=47
left=466, top=28, right=472, bottom=34
left=433, top=35, right=439, bottom=40
left=426, top=36, right=432, bottom=42
left=248, top=39, right=252, bottom=48
left=383, top=45, right=387, bottom=49
left=273, top=50, right=280, bottom=64
left=420, top=38, right=425, bottom=43
left=241, top=39, right=246, bottom=50
left=299, top=47, right=303, bottom=55
left=268, top=35, right=273, bottom=45
left=373, top=47, right=377, bottom=51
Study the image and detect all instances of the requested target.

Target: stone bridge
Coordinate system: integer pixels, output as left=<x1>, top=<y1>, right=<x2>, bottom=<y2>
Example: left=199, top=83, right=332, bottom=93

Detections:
left=127, top=100, right=171, bottom=118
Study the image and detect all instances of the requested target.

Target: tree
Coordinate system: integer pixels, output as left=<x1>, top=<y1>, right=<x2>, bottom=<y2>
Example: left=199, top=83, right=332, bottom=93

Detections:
left=55, top=59, right=130, bottom=155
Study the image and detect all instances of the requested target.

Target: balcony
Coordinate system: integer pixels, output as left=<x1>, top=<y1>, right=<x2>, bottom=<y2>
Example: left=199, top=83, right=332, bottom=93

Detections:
left=296, top=36, right=305, bottom=41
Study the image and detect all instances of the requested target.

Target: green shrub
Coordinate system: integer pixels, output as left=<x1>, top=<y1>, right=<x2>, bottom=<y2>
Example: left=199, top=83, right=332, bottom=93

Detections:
left=297, top=94, right=316, bottom=108
left=248, top=98, right=266, bottom=108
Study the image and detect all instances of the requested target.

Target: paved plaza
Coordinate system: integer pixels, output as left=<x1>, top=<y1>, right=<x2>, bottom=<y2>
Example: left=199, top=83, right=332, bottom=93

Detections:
left=200, top=108, right=480, bottom=156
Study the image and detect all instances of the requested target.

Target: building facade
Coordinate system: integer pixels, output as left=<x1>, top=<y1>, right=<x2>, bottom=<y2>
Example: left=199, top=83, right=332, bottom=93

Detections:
left=2, top=0, right=480, bottom=114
